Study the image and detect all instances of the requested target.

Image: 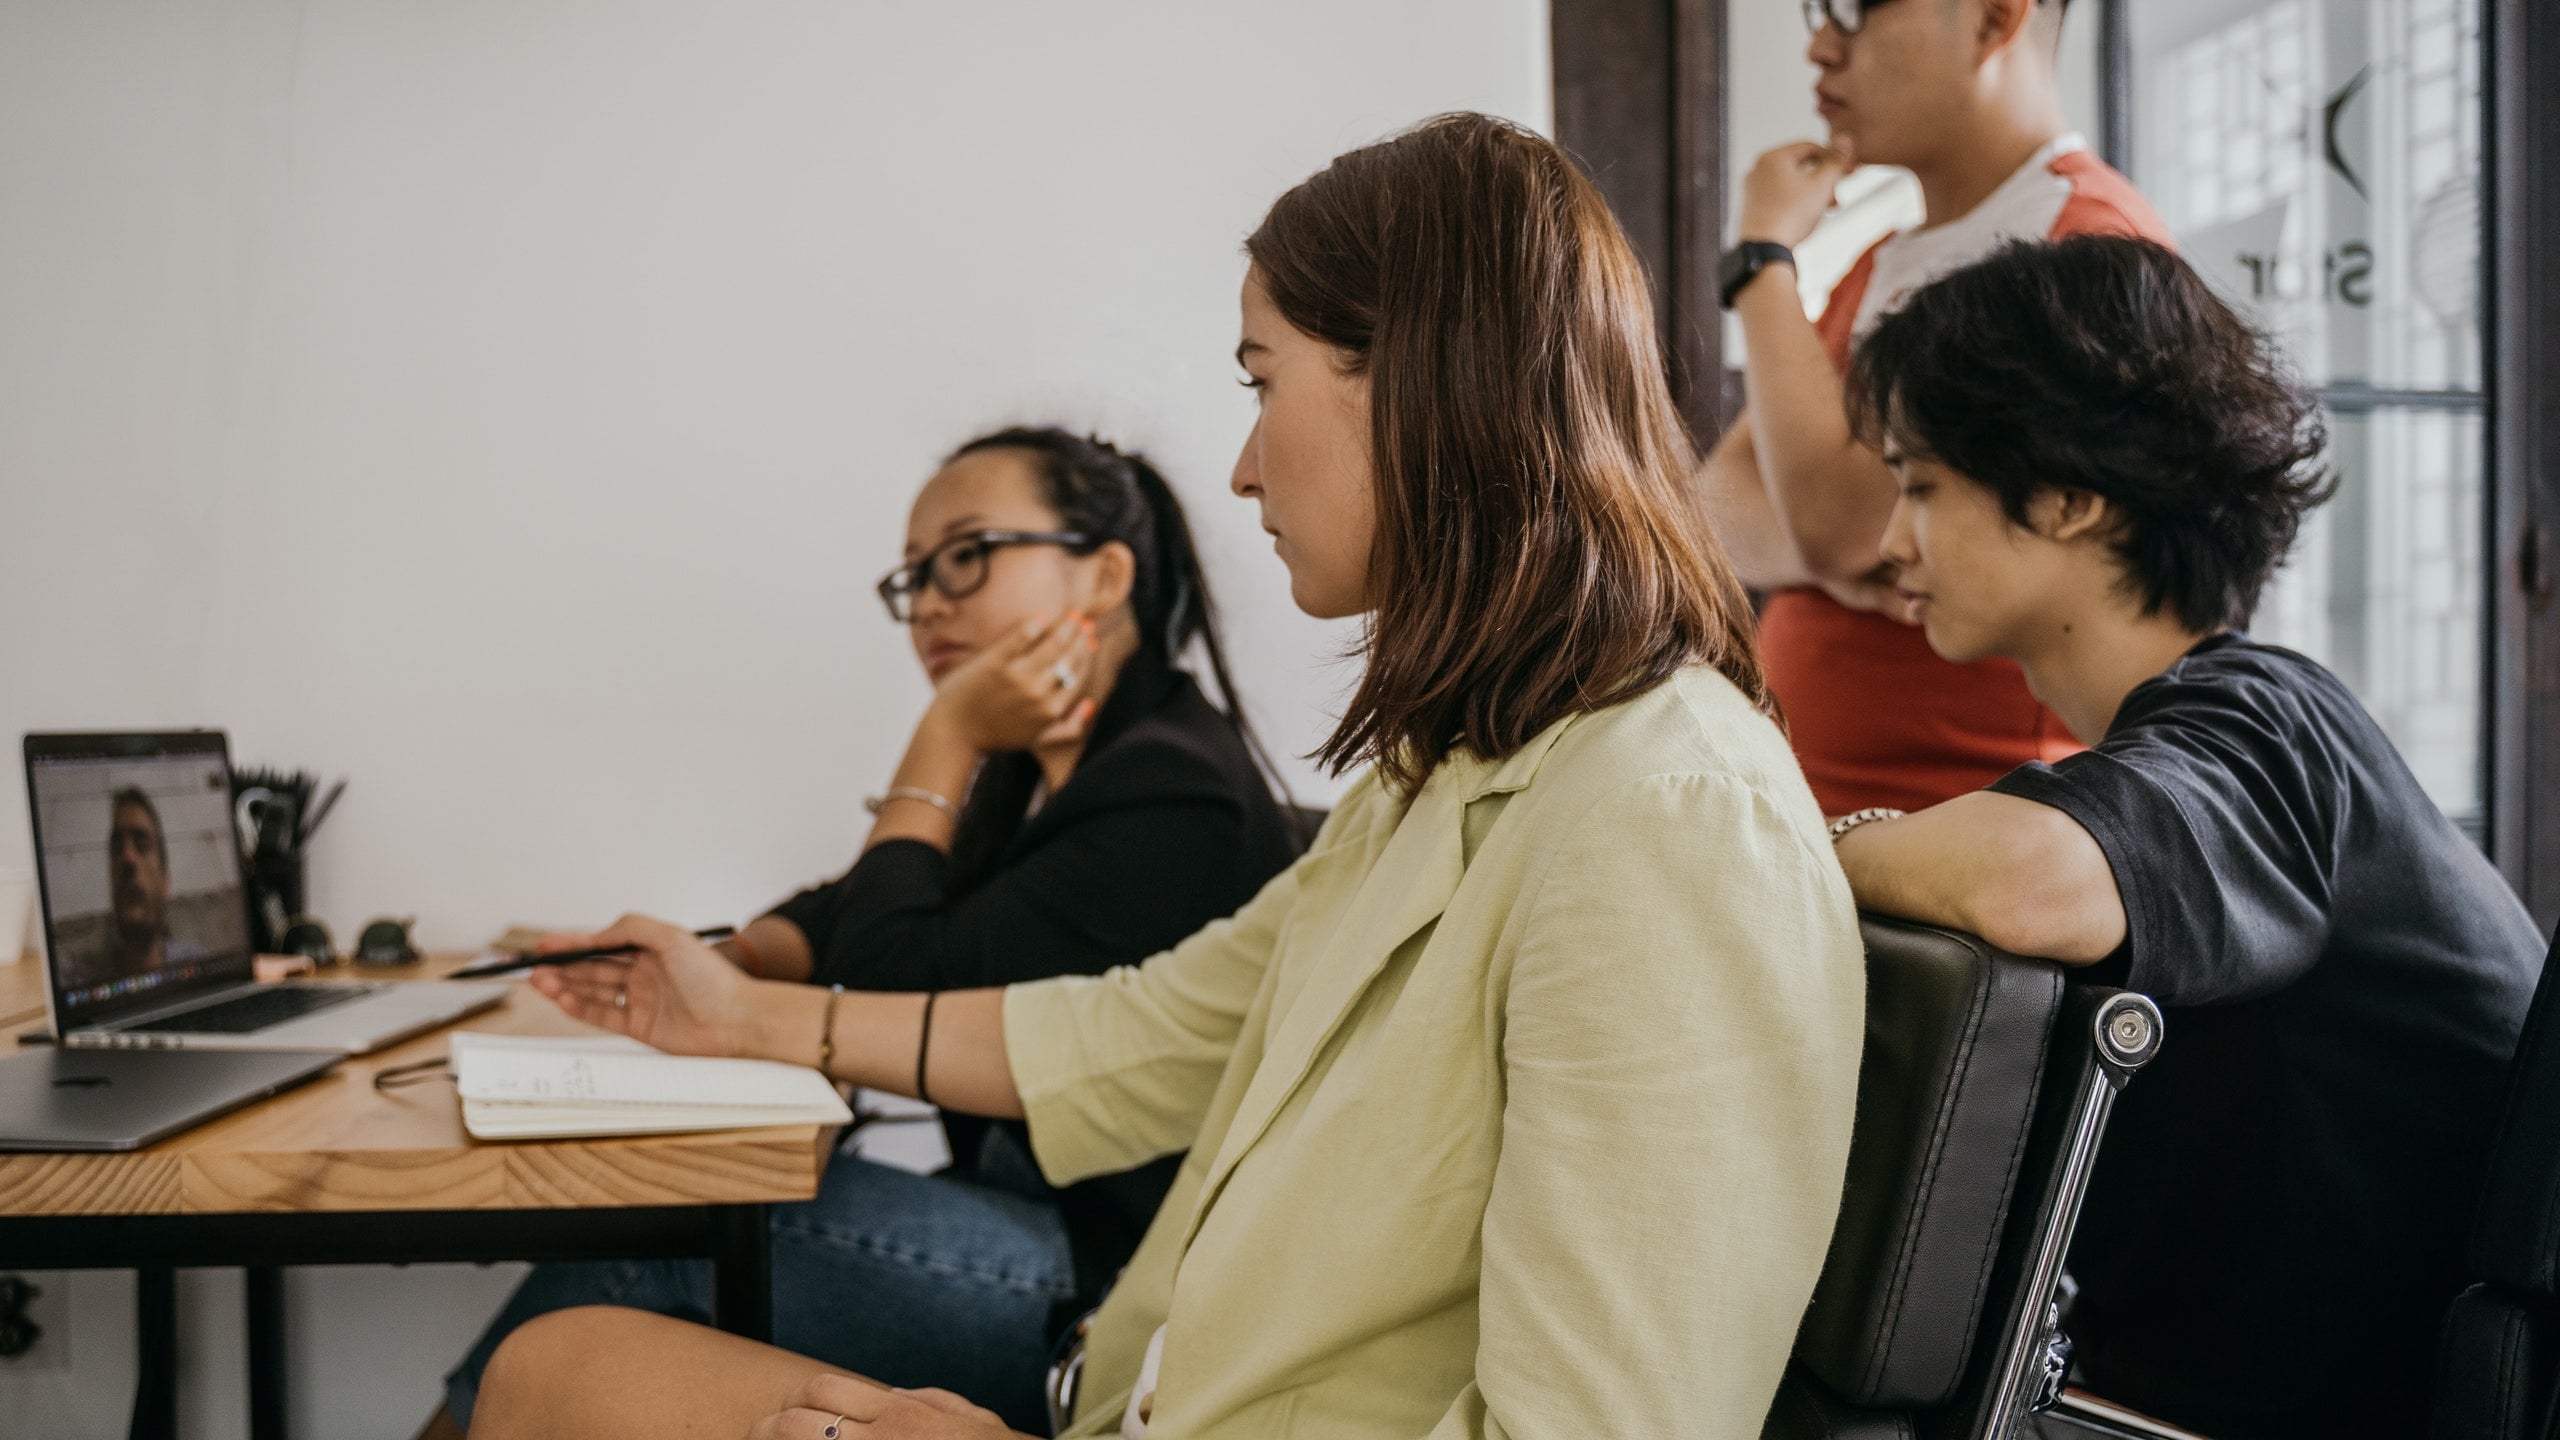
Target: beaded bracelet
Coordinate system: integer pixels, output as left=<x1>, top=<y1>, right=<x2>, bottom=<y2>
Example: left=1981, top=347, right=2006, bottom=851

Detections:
left=1827, top=806, right=1907, bottom=842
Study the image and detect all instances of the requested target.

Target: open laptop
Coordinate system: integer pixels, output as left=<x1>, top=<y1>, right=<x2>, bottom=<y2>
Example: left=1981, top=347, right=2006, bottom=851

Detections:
left=23, top=731, right=505, bottom=1052
left=0, top=1046, right=341, bottom=1151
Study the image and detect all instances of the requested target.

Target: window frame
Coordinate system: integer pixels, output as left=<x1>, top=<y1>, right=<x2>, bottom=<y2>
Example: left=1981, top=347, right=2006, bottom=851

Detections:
left=2103, top=0, right=2552, bottom=917
left=2485, top=0, right=2560, bottom=929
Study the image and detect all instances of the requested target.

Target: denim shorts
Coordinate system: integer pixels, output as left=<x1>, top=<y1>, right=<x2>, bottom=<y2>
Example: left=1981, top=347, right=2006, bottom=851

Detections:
left=445, top=1144, right=1076, bottom=1434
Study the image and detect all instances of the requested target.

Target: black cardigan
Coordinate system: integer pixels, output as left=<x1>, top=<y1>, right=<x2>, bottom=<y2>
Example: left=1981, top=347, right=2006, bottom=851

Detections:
left=768, top=650, right=1302, bottom=1302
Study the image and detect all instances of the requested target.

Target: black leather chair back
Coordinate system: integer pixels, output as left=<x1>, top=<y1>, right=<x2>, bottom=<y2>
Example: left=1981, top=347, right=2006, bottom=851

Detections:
left=1766, top=917, right=2162, bottom=1440
left=1287, top=805, right=1331, bottom=849
left=2433, top=929, right=2560, bottom=1440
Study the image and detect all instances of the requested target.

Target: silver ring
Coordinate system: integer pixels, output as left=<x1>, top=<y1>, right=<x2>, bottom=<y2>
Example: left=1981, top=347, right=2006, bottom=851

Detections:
left=1051, top=658, right=1077, bottom=690
left=614, top=990, right=628, bottom=1010
left=823, top=1418, right=846, bottom=1440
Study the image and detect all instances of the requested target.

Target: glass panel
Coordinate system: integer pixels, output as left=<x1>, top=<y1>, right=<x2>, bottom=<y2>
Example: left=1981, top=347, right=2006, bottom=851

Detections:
left=2129, top=0, right=2484, bottom=394
left=2252, top=407, right=2484, bottom=822
left=2130, top=0, right=2489, bottom=828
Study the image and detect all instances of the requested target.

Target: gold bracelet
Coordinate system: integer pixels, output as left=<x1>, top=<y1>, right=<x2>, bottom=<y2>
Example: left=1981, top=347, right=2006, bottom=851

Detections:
left=865, top=786, right=959, bottom=820
left=816, top=984, right=844, bottom=1074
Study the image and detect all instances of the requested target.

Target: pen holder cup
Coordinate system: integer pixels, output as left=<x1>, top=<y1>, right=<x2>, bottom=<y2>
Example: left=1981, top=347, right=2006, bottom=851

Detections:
left=245, top=852, right=306, bottom=956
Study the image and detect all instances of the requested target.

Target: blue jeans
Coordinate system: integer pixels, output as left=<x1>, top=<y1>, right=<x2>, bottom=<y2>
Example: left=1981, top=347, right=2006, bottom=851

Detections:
left=445, top=1147, right=1076, bottom=1435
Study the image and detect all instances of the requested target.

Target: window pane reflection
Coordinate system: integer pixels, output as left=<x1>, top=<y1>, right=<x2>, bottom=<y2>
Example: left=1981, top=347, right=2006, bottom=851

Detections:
left=2132, top=0, right=2488, bottom=829
left=2253, top=407, right=2483, bottom=823
left=2132, top=0, right=2485, bottom=394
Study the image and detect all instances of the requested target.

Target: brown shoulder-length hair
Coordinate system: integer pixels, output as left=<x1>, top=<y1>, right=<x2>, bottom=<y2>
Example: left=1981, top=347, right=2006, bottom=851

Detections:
left=1247, top=112, right=1768, bottom=794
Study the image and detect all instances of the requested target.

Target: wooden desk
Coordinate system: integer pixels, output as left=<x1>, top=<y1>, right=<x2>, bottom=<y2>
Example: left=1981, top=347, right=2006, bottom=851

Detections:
left=0, top=956, right=837, bottom=1440
left=0, top=956, right=831, bottom=1215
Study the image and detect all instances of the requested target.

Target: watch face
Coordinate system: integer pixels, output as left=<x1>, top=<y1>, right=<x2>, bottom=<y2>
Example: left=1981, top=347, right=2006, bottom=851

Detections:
left=1719, top=244, right=1782, bottom=309
left=1717, top=247, right=1758, bottom=307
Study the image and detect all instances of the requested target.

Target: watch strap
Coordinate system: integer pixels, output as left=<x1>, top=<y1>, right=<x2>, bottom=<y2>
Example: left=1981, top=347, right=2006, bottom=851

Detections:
left=1718, top=241, right=1797, bottom=310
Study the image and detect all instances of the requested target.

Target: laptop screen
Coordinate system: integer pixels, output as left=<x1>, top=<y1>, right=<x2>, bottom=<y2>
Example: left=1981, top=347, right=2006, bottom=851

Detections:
left=24, top=733, right=254, bottom=1028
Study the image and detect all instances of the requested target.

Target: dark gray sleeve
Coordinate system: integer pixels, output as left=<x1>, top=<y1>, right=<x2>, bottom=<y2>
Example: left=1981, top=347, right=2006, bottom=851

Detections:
left=1989, top=694, right=2340, bottom=1004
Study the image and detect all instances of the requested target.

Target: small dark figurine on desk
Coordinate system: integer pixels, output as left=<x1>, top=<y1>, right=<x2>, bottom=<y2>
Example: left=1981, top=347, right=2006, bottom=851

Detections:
left=230, top=767, right=343, bottom=957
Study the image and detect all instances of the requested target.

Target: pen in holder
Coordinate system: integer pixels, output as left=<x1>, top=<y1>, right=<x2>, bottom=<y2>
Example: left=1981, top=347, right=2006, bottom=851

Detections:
left=233, top=768, right=344, bottom=957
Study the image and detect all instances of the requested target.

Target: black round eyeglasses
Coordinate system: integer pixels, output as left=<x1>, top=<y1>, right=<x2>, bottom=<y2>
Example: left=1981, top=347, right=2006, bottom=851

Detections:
left=874, top=530, right=1095, bottom=623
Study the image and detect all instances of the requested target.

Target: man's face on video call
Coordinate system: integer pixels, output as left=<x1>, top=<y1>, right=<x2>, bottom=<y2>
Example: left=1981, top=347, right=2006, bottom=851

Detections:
left=108, top=799, right=169, bottom=942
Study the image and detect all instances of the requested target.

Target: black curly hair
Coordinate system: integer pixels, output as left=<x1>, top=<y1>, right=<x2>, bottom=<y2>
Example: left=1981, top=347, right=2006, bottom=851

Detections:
left=1847, top=234, right=2334, bottom=633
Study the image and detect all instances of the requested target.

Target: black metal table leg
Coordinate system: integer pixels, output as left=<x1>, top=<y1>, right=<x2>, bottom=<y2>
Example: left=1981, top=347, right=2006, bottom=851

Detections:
left=711, top=1204, right=771, bottom=1342
left=0, top=1203, right=779, bottom=1434
left=129, top=1266, right=177, bottom=1440
left=247, top=1265, right=289, bottom=1440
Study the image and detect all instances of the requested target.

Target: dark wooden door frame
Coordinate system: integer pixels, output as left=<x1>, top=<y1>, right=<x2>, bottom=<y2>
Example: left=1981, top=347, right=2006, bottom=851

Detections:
left=2486, top=0, right=2560, bottom=931
left=2094, top=0, right=2131, bottom=169
left=1551, top=0, right=1730, bottom=444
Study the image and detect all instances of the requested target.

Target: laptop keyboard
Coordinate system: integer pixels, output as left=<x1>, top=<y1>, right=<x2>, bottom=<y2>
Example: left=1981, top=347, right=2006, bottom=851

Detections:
left=127, top=984, right=378, bottom=1035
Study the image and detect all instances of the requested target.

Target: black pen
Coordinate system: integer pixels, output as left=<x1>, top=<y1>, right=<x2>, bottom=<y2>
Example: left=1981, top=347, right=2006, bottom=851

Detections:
left=447, top=926, right=736, bottom=979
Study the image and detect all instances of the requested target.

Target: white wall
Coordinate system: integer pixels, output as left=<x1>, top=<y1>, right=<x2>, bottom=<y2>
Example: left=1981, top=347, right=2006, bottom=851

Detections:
left=0, top=2, right=1548, bottom=1435
left=0, top=0, right=1549, bottom=950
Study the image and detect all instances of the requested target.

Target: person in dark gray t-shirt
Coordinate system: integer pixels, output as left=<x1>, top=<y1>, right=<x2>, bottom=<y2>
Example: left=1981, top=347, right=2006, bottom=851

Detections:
left=1822, top=235, right=2546, bottom=1440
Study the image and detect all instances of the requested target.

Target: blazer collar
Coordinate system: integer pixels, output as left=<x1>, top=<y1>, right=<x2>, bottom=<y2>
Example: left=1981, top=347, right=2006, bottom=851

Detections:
left=1178, top=710, right=1583, bottom=1242
left=1449, top=709, right=1582, bottom=804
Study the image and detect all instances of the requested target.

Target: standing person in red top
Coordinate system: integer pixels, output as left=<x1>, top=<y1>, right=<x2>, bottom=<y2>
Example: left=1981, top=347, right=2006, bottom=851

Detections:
left=1699, top=0, right=2172, bottom=815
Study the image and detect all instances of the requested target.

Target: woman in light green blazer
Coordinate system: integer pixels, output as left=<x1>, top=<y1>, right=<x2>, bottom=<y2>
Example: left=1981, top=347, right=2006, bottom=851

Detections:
left=471, top=114, right=1865, bottom=1440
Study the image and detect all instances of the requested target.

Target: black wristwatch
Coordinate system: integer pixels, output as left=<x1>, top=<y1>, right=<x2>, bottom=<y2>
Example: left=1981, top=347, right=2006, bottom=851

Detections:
left=1717, top=241, right=1796, bottom=310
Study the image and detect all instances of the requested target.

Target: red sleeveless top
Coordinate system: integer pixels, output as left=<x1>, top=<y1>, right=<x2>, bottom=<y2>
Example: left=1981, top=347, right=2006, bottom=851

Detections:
left=1761, top=147, right=2172, bottom=814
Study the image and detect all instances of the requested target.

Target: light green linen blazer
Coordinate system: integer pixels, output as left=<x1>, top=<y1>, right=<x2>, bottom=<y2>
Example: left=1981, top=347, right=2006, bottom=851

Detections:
left=1003, top=664, right=1864, bottom=1439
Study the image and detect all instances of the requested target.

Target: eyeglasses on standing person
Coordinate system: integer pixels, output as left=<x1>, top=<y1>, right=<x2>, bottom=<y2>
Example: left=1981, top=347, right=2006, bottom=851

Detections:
left=874, top=529, right=1095, bottom=622
left=1801, top=0, right=2056, bottom=37
left=1801, top=0, right=1901, bottom=35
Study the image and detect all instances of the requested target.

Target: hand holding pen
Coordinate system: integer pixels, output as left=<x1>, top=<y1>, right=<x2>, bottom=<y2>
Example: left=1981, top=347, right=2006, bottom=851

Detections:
left=449, top=925, right=735, bottom=979
left=518, top=916, right=756, bottom=1058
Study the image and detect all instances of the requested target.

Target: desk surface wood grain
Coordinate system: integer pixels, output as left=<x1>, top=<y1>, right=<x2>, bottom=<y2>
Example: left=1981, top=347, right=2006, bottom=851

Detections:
left=0, top=956, right=833, bottom=1218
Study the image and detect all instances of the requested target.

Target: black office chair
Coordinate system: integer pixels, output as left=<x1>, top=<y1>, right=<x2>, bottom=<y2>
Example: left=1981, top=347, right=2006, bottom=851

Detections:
left=2427, top=923, right=2560, bottom=1440
left=1045, top=917, right=2164, bottom=1439
left=1764, top=916, right=2163, bottom=1440
left=2038, top=927, right=2560, bottom=1440
left=1286, top=804, right=1331, bottom=850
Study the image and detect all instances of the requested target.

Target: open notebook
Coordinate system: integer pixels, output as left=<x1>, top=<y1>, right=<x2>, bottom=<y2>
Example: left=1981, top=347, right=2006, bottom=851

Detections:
left=452, top=1031, right=852, bottom=1141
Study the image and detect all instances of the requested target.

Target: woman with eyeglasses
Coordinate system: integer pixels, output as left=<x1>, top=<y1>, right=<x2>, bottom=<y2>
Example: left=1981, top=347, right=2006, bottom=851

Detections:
left=424, top=426, right=1303, bottom=1440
